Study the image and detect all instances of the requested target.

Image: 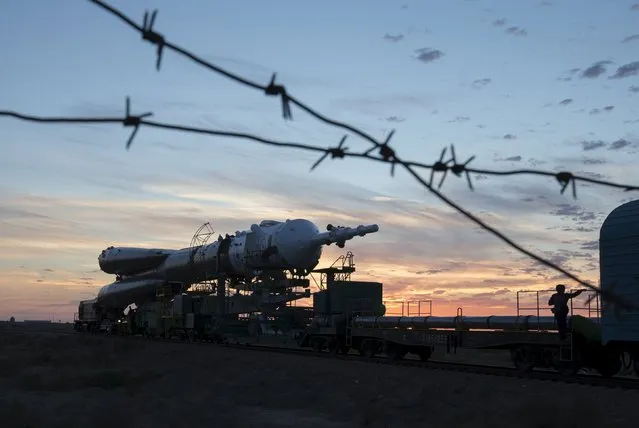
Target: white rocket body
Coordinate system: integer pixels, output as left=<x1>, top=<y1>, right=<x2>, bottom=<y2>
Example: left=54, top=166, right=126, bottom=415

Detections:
left=95, top=219, right=378, bottom=310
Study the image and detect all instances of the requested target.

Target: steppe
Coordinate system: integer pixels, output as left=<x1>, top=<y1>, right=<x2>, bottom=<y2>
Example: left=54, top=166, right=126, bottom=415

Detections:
left=1, top=322, right=637, bottom=428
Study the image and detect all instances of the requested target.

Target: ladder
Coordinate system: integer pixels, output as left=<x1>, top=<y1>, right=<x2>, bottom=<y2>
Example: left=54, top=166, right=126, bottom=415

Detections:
left=157, top=283, right=173, bottom=319
left=559, top=333, right=574, bottom=362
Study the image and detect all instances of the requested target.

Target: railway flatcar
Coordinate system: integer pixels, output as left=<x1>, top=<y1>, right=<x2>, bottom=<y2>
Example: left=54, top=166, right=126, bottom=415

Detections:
left=298, top=199, right=639, bottom=378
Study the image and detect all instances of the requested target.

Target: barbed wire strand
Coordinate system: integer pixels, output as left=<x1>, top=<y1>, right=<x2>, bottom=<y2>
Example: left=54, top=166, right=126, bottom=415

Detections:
left=2, top=0, right=637, bottom=310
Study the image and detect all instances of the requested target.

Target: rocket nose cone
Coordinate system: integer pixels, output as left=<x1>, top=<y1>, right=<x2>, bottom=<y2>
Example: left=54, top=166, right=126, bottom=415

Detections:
left=277, top=219, right=322, bottom=269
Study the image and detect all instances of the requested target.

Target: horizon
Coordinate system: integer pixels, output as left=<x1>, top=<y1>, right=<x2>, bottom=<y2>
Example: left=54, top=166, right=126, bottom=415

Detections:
left=1, top=0, right=638, bottom=322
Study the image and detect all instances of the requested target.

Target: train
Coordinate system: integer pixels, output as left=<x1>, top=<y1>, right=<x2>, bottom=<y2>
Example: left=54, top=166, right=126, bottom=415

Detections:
left=74, top=200, right=639, bottom=378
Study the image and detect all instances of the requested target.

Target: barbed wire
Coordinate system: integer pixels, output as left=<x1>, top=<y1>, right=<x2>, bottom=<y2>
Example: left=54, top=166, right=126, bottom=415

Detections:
left=2, top=0, right=637, bottom=310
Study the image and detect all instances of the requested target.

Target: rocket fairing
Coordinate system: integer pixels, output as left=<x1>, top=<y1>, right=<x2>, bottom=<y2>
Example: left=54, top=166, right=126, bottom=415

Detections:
left=95, top=218, right=379, bottom=310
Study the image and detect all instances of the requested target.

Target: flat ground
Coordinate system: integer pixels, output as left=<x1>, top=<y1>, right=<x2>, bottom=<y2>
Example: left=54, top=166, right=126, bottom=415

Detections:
left=1, top=324, right=637, bottom=428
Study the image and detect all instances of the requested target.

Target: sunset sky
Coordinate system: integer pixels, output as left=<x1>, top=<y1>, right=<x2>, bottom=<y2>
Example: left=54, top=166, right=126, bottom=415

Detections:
left=1, top=0, right=638, bottom=321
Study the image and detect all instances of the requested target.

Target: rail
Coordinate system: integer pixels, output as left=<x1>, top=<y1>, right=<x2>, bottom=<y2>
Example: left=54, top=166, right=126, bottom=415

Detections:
left=384, top=299, right=433, bottom=316
left=516, top=288, right=601, bottom=331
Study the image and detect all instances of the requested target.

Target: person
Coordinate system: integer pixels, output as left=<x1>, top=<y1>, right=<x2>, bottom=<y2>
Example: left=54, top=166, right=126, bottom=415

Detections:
left=548, top=284, right=584, bottom=340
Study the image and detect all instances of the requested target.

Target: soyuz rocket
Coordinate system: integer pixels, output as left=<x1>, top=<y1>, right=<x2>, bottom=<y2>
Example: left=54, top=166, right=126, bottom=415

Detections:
left=95, top=219, right=379, bottom=312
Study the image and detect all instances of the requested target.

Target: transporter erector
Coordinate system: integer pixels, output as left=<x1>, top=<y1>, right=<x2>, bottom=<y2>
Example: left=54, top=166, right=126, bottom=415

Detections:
left=93, top=219, right=379, bottom=315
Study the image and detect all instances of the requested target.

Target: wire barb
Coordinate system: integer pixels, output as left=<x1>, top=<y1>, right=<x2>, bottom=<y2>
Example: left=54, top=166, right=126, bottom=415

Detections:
left=364, top=130, right=397, bottom=176
left=141, top=10, right=165, bottom=70
left=310, top=135, right=348, bottom=171
left=264, top=73, right=292, bottom=120
left=555, top=171, right=577, bottom=199
left=122, top=97, right=153, bottom=150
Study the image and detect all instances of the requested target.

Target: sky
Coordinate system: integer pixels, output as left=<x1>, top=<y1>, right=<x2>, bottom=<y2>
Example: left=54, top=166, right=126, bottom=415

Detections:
left=1, top=0, right=638, bottom=321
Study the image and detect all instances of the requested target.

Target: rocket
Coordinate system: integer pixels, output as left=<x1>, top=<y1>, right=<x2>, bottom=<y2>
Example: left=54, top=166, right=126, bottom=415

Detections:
left=95, top=219, right=379, bottom=311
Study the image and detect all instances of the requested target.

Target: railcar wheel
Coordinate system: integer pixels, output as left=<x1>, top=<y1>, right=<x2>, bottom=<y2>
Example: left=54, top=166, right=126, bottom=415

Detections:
left=595, top=351, right=621, bottom=378
left=359, top=340, right=376, bottom=358
left=511, top=347, right=535, bottom=373
left=417, top=347, right=432, bottom=362
left=384, top=343, right=407, bottom=360
left=311, top=338, right=322, bottom=353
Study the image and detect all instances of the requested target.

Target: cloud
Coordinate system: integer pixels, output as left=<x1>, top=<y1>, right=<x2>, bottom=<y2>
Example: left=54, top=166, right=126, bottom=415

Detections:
left=503, top=134, right=517, bottom=140
left=608, top=138, right=633, bottom=151
left=383, top=33, right=404, bottom=42
left=582, top=158, right=607, bottom=165
left=448, top=116, right=471, bottom=123
left=608, top=61, right=639, bottom=79
left=632, top=4, right=639, bottom=11
left=622, top=34, right=639, bottom=43
left=559, top=98, right=573, bottom=106
left=472, top=78, right=492, bottom=88
left=504, top=155, right=522, bottom=162
left=505, top=26, right=528, bottom=36
left=581, top=140, right=606, bottom=151
left=630, top=86, right=639, bottom=93
left=414, top=48, right=444, bottom=63
left=580, top=60, right=613, bottom=79
left=385, top=116, right=406, bottom=123
left=492, top=19, right=506, bottom=27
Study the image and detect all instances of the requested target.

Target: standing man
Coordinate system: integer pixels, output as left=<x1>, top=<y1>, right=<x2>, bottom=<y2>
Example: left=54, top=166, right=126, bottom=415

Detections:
left=548, top=284, right=584, bottom=340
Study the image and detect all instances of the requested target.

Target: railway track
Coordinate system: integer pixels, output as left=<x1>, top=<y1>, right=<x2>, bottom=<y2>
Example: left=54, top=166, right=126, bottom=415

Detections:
left=6, top=325, right=639, bottom=391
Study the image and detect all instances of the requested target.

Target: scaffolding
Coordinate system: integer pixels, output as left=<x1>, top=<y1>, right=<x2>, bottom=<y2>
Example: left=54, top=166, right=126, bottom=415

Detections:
left=311, top=251, right=355, bottom=290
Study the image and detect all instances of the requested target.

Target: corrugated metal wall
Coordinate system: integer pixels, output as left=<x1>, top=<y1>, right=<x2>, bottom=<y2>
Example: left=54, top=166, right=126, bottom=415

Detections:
left=599, top=199, right=639, bottom=344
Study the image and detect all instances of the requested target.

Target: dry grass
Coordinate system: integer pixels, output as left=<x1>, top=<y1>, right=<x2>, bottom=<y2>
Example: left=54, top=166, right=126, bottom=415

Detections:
left=0, top=325, right=636, bottom=428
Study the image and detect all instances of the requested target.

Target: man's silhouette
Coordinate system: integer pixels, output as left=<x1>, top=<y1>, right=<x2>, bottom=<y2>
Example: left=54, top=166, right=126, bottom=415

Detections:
left=548, top=284, right=584, bottom=340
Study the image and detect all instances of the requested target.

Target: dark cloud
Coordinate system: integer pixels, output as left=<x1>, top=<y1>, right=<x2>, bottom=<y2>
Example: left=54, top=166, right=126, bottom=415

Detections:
left=589, top=108, right=600, bottom=115
left=559, top=98, right=573, bottom=106
left=414, top=269, right=445, bottom=275
left=503, top=134, right=516, bottom=140
left=503, top=155, right=522, bottom=162
left=580, top=60, right=613, bottom=79
left=608, top=61, right=639, bottom=79
left=630, top=86, right=639, bottom=93
left=385, top=116, right=405, bottom=123
left=472, top=78, right=492, bottom=88
left=581, top=140, right=606, bottom=151
left=383, top=33, right=404, bottom=43
left=505, top=26, right=528, bottom=36
left=622, top=34, right=639, bottom=43
left=608, top=138, right=632, bottom=150
left=632, top=4, right=639, bottom=11
left=603, top=105, right=614, bottom=112
left=550, top=204, right=598, bottom=224
left=579, top=240, right=598, bottom=251
left=540, top=1, right=553, bottom=6
left=414, top=48, right=444, bottom=63
left=448, top=116, right=471, bottom=123
left=582, top=158, right=607, bottom=165
left=492, top=19, right=506, bottom=27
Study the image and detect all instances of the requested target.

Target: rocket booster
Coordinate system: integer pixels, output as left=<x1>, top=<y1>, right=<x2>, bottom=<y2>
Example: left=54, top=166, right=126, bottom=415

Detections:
left=95, top=219, right=379, bottom=310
